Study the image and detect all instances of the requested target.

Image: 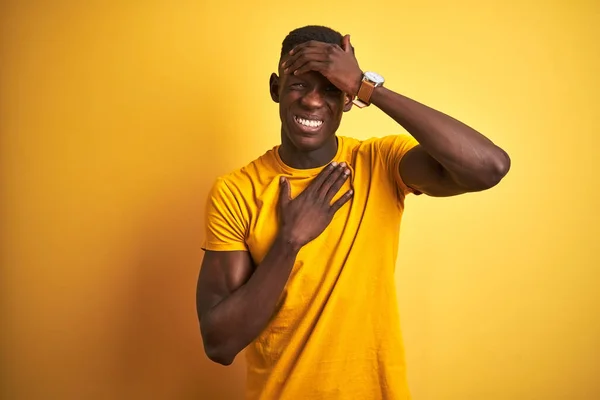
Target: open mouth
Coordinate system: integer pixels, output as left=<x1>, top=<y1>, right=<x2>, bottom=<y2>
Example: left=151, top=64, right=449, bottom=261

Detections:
left=294, top=115, right=324, bottom=132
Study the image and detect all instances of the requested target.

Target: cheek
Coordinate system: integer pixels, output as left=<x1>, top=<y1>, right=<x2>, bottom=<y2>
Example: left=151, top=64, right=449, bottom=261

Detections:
left=328, top=101, right=345, bottom=118
left=278, top=96, right=292, bottom=111
left=328, top=94, right=346, bottom=111
left=281, top=93, right=300, bottom=108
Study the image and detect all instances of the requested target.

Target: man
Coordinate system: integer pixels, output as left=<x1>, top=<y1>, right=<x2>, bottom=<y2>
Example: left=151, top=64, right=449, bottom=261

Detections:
left=196, top=25, right=510, bottom=399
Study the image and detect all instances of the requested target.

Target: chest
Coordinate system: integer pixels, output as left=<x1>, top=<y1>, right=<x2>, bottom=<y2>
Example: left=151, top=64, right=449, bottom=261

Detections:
left=244, top=161, right=398, bottom=266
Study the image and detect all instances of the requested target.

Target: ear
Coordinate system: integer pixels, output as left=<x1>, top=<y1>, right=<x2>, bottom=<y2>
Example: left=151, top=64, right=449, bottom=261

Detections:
left=269, top=73, right=280, bottom=103
left=343, top=92, right=354, bottom=112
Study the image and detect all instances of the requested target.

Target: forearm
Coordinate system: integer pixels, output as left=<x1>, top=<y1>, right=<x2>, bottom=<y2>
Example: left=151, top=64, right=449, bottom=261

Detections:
left=201, top=234, right=300, bottom=364
left=371, top=86, right=510, bottom=188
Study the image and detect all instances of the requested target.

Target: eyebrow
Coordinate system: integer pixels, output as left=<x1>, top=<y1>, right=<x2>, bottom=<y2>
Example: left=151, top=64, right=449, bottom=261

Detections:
left=286, top=74, right=305, bottom=80
left=285, top=75, right=307, bottom=84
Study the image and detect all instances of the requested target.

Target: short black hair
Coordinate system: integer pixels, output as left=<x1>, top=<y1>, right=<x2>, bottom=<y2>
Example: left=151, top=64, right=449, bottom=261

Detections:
left=280, top=25, right=346, bottom=59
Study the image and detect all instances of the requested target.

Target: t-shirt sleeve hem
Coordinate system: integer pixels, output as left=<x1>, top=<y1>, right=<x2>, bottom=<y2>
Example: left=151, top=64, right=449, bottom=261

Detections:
left=395, top=162, right=423, bottom=197
left=201, top=241, right=248, bottom=252
left=392, top=139, right=422, bottom=197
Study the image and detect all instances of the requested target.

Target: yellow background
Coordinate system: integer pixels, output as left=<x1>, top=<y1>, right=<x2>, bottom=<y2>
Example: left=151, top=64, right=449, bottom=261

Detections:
left=1, top=1, right=598, bottom=399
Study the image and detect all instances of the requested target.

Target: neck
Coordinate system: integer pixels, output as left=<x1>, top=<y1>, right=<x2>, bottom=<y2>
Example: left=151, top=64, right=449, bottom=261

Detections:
left=278, top=134, right=338, bottom=169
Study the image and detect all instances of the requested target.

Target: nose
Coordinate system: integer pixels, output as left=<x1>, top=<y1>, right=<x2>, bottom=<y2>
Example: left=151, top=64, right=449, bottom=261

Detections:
left=300, top=87, right=325, bottom=109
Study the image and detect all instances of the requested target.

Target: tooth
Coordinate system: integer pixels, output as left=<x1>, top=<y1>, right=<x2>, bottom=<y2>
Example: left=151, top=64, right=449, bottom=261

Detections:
left=296, top=116, right=323, bottom=127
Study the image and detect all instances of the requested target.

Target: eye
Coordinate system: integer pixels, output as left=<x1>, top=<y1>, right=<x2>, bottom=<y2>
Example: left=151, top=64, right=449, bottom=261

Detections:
left=290, top=82, right=306, bottom=89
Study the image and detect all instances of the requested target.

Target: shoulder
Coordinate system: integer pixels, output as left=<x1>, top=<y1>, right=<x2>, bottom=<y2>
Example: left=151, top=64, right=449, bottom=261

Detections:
left=338, top=134, right=418, bottom=157
left=363, top=134, right=418, bottom=150
left=208, top=146, right=280, bottom=198
left=337, top=135, right=373, bottom=157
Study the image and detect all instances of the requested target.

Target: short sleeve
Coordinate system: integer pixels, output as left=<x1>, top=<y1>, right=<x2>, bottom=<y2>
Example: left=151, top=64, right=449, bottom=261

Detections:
left=202, top=177, right=248, bottom=252
left=375, top=134, right=421, bottom=198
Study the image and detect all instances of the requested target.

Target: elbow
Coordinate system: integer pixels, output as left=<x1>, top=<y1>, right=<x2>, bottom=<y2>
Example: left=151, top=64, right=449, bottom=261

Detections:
left=200, top=321, right=237, bottom=366
left=487, top=148, right=511, bottom=187
left=469, top=148, right=512, bottom=191
left=204, top=342, right=235, bottom=366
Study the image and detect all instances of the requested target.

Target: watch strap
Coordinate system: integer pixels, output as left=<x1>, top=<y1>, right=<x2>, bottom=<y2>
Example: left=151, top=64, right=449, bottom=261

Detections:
left=352, top=76, right=377, bottom=108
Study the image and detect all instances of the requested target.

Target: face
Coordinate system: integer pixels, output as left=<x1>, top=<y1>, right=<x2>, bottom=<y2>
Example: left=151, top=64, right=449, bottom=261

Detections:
left=270, top=65, right=352, bottom=152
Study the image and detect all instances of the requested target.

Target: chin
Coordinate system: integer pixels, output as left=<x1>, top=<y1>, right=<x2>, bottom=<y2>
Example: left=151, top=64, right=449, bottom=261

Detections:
left=286, top=134, right=328, bottom=152
left=285, top=127, right=333, bottom=152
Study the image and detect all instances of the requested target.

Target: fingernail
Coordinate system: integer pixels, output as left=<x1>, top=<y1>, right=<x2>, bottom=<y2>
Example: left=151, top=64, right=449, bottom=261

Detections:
left=344, top=169, right=350, bottom=175
left=331, top=161, right=338, bottom=167
left=280, top=177, right=285, bottom=183
left=349, top=189, right=354, bottom=194
left=339, top=162, right=346, bottom=167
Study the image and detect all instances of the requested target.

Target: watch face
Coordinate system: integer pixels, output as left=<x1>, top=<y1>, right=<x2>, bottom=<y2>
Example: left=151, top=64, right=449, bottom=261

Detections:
left=364, top=71, right=384, bottom=84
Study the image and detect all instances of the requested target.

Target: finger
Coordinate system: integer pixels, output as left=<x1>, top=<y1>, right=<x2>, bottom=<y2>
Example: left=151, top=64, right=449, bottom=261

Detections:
left=330, top=188, right=354, bottom=213
left=317, top=163, right=345, bottom=200
left=279, top=176, right=291, bottom=206
left=293, top=60, right=330, bottom=76
left=325, top=165, right=351, bottom=202
left=283, top=51, right=329, bottom=73
left=342, top=34, right=351, bottom=52
left=308, top=162, right=338, bottom=193
left=283, top=49, right=326, bottom=68
left=286, top=42, right=340, bottom=66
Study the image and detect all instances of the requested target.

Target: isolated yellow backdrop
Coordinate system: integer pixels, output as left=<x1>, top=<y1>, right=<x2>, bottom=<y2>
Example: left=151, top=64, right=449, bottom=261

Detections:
left=1, top=1, right=599, bottom=399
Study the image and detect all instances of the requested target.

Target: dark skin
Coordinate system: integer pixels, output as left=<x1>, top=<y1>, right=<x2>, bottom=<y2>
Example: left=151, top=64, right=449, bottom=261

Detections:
left=197, top=34, right=511, bottom=365
left=197, top=164, right=352, bottom=365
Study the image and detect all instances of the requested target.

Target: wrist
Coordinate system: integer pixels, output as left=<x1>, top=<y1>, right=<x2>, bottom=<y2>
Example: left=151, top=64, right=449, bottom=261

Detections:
left=275, top=231, right=303, bottom=254
left=350, top=71, right=364, bottom=97
left=368, top=84, right=386, bottom=106
left=351, top=71, right=384, bottom=108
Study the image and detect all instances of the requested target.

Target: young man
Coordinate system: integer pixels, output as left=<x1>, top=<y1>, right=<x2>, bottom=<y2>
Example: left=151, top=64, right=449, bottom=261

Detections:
left=196, top=25, right=510, bottom=399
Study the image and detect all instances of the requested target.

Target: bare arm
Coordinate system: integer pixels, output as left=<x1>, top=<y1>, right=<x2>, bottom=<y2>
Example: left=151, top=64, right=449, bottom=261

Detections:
left=197, top=162, right=353, bottom=365
left=196, top=237, right=300, bottom=366
left=371, top=88, right=511, bottom=197
left=282, top=35, right=511, bottom=197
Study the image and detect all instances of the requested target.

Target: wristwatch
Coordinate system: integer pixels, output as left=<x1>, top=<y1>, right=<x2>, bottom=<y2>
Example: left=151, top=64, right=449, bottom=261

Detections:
left=352, top=71, right=385, bottom=108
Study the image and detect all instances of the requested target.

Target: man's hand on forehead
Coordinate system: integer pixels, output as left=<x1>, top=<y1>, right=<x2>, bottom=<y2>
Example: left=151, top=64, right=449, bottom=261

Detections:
left=280, top=34, right=363, bottom=96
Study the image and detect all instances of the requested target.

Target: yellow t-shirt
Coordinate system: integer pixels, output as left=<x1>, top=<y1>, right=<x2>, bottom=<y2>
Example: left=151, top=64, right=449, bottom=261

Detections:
left=203, top=134, right=419, bottom=400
